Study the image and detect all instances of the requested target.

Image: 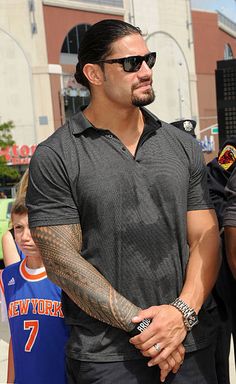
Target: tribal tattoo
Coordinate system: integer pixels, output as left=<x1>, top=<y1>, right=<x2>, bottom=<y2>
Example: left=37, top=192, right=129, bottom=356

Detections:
left=31, top=224, right=140, bottom=332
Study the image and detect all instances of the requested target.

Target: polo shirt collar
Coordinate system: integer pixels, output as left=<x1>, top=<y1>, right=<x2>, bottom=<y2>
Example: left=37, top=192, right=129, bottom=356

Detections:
left=141, top=107, right=162, bottom=131
left=70, top=106, right=162, bottom=136
left=70, top=106, right=93, bottom=135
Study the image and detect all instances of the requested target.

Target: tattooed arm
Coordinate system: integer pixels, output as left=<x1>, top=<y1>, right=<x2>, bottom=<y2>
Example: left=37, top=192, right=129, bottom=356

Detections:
left=31, top=223, right=140, bottom=331
left=31, top=223, right=185, bottom=379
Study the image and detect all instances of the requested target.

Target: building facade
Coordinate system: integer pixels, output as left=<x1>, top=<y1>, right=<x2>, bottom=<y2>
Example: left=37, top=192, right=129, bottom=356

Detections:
left=0, top=0, right=54, bottom=150
left=43, top=0, right=126, bottom=129
left=0, top=0, right=236, bottom=176
left=192, top=9, right=236, bottom=162
left=131, top=0, right=199, bottom=129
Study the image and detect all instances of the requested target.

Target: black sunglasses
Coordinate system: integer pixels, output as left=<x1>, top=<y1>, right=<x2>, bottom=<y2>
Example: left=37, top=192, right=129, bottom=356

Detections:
left=95, top=52, right=156, bottom=73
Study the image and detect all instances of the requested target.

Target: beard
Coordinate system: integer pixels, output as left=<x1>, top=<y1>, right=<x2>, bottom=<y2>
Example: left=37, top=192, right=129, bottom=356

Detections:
left=131, top=85, right=155, bottom=107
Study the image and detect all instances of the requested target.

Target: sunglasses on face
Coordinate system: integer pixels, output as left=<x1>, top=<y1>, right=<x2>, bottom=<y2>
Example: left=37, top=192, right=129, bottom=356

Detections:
left=95, top=52, right=156, bottom=73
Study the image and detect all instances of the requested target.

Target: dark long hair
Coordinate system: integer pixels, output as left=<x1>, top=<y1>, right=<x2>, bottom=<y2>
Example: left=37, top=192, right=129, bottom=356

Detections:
left=74, top=19, right=142, bottom=89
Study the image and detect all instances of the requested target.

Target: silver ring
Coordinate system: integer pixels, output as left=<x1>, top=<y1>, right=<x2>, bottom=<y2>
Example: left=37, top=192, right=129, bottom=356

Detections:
left=153, top=343, right=161, bottom=352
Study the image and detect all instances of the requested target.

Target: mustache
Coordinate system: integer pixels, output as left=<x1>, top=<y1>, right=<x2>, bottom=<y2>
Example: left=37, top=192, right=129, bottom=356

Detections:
left=132, top=77, right=153, bottom=91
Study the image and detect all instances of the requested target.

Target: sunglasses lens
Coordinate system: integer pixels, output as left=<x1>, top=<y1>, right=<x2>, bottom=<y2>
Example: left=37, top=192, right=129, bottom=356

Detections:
left=145, top=53, right=156, bottom=68
left=123, top=56, right=142, bottom=72
left=123, top=53, right=156, bottom=72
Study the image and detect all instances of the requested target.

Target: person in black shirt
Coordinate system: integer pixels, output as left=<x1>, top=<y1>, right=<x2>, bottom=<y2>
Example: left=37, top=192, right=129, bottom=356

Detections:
left=26, top=19, right=220, bottom=383
left=207, top=137, right=236, bottom=383
left=224, top=166, right=236, bottom=278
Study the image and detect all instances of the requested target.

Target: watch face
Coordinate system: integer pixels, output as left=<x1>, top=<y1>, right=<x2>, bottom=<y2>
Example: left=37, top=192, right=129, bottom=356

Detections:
left=188, top=314, right=199, bottom=329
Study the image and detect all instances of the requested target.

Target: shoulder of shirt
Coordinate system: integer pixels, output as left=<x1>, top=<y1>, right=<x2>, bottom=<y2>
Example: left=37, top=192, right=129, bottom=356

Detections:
left=166, top=124, right=202, bottom=155
left=142, top=108, right=197, bottom=143
left=38, top=118, right=74, bottom=148
left=3, top=260, right=21, bottom=272
left=2, top=261, right=21, bottom=279
left=34, top=110, right=92, bottom=156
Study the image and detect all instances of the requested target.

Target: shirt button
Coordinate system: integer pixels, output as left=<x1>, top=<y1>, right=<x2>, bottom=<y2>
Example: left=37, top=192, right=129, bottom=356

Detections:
left=106, top=134, right=113, bottom=138
left=121, top=147, right=126, bottom=151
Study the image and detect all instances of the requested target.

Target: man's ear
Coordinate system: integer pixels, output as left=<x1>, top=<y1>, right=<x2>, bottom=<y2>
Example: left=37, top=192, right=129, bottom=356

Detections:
left=83, top=63, right=104, bottom=86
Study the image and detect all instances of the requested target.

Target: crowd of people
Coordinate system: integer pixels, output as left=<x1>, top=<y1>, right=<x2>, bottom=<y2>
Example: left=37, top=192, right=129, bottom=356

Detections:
left=0, top=18, right=235, bottom=384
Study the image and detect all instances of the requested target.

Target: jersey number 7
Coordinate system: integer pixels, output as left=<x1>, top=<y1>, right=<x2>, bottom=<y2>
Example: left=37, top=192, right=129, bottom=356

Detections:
left=24, top=320, right=39, bottom=352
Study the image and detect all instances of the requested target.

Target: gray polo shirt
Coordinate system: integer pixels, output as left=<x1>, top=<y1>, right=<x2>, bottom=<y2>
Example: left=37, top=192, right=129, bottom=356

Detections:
left=26, top=108, right=217, bottom=362
left=224, top=167, right=236, bottom=226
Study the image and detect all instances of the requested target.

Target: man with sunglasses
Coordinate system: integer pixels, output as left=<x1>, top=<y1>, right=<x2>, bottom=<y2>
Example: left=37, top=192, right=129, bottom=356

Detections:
left=26, top=19, right=220, bottom=383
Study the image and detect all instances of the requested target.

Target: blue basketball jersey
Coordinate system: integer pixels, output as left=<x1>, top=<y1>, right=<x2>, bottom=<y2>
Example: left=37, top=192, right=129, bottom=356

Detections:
left=2, top=258, right=68, bottom=384
left=16, top=242, right=25, bottom=260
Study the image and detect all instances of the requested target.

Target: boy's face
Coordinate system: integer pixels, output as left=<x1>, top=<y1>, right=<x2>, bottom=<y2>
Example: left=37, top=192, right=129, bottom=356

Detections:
left=12, top=213, right=40, bottom=258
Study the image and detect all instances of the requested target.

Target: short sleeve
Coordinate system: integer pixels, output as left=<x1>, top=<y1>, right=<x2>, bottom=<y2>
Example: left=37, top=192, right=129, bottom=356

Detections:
left=187, top=140, right=213, bottom=211
left=0, top=271, right=8, bottom=322
left=26, top=144, right=80, bottom=228
left=223, top=167, right=236, bottom=226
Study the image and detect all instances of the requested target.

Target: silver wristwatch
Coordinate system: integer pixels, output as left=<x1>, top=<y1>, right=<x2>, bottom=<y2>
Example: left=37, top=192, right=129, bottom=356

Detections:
left=170, top=297, right=199, bottom=331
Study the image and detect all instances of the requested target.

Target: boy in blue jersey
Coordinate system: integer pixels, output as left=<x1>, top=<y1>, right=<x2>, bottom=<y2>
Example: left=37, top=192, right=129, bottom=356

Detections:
left=1, top=197, right=68, bottom=384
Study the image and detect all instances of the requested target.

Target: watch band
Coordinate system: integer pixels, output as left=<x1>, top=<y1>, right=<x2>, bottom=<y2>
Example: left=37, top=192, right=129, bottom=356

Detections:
left=170, top=298, right=194, bottom=317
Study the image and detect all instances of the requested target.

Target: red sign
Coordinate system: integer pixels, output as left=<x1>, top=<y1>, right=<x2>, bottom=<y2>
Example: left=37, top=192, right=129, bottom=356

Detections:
left=0, top=144, right=37, bottom=165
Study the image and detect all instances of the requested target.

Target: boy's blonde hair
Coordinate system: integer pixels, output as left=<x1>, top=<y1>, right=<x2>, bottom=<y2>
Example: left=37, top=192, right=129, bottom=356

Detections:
left=11, top=196, right=28, bottom=219
left=15, top=168, right=29, bottom=200
left=10, top=169, right=29, bottom=222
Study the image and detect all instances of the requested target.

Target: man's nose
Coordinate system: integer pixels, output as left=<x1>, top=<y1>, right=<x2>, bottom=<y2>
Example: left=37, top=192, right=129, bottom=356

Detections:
left=138, top=60, right=152, bottom=76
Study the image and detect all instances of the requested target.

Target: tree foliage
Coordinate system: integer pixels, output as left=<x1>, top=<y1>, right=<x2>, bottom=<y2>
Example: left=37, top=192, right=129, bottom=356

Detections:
left=0, top=121, right=20, bottom=183
left=0, top=121, right=15, bottom=148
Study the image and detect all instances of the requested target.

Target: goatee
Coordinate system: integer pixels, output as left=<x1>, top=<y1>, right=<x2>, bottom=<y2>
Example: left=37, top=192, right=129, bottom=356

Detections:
left=132, top=89, right=155, bottom=107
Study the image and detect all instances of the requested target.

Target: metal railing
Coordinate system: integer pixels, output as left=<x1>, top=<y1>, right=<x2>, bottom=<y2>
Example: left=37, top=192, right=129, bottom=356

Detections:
left=218, top=11, right=236, bottom=32
left=74, top=0, right=123, bottom=7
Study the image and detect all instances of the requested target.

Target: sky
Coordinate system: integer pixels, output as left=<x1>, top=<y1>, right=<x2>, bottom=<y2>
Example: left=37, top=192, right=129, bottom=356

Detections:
left=191, top=0, right=236, bottom=22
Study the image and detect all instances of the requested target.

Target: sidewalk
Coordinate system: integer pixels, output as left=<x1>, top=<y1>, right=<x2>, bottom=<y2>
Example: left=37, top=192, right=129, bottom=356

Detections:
left=230, top=339, right=236, bottom=383
left=0, top=319, right=9, bottom=384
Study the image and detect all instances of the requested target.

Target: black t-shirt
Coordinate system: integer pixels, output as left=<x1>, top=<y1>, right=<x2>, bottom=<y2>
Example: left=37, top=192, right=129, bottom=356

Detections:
left=224, top=167, right=236, bottom=227
left=26, top=107, right=217, bottom=361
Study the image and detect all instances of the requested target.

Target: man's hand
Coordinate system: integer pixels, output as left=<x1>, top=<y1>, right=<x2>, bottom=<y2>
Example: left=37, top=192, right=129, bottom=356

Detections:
left=129, top=305, right=187, bottom=365
left=158, top=344, right=185, bottom=382
left=129, top=305, right=186, bottom=381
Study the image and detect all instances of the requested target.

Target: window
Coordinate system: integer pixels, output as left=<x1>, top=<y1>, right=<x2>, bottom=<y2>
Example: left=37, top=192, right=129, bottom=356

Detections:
left=224, top=44, right=234, bottom=60
left=62, top=24, right=91, bottom=54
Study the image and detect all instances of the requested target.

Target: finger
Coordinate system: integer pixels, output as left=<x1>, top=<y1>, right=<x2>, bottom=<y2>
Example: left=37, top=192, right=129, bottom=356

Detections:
left=159, top=361, right=170, bottom=371
left=143, top=343, right=163, bottom=357
left=171, top=345, right=185, bottom=373
left=166, top=355, right=176, bottom=370
left=131, top=306, right=157, bottom=323
left=141, top=343, right=163, bottom=358
left=172, top=359, right=184, bottom=374
left=160, top=364, right=172, bottom=383
left=129, top=329, right=157, bottom=348
left=137, top=335, right=180, bottom=358
left=166, top=347, right=185, bottom=374
left=147, top=346, right=173, bottom=366
left=177, top=343, right=185, bottom=357
left=170, top=349, right=182, bottom=365
left=159, top=351, right=183, bottom=382
left=160, top=368, right=170, bottom=383
left=132, top=334, right=162, bottom=352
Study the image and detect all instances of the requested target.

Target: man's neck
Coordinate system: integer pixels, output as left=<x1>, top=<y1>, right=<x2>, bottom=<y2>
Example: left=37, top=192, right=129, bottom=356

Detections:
left=84, top=102, right=144, bottom=140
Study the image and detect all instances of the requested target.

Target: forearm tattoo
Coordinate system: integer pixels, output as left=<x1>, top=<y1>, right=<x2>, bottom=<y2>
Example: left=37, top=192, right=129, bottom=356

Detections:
left=31, top=224, right=140, bottom=332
